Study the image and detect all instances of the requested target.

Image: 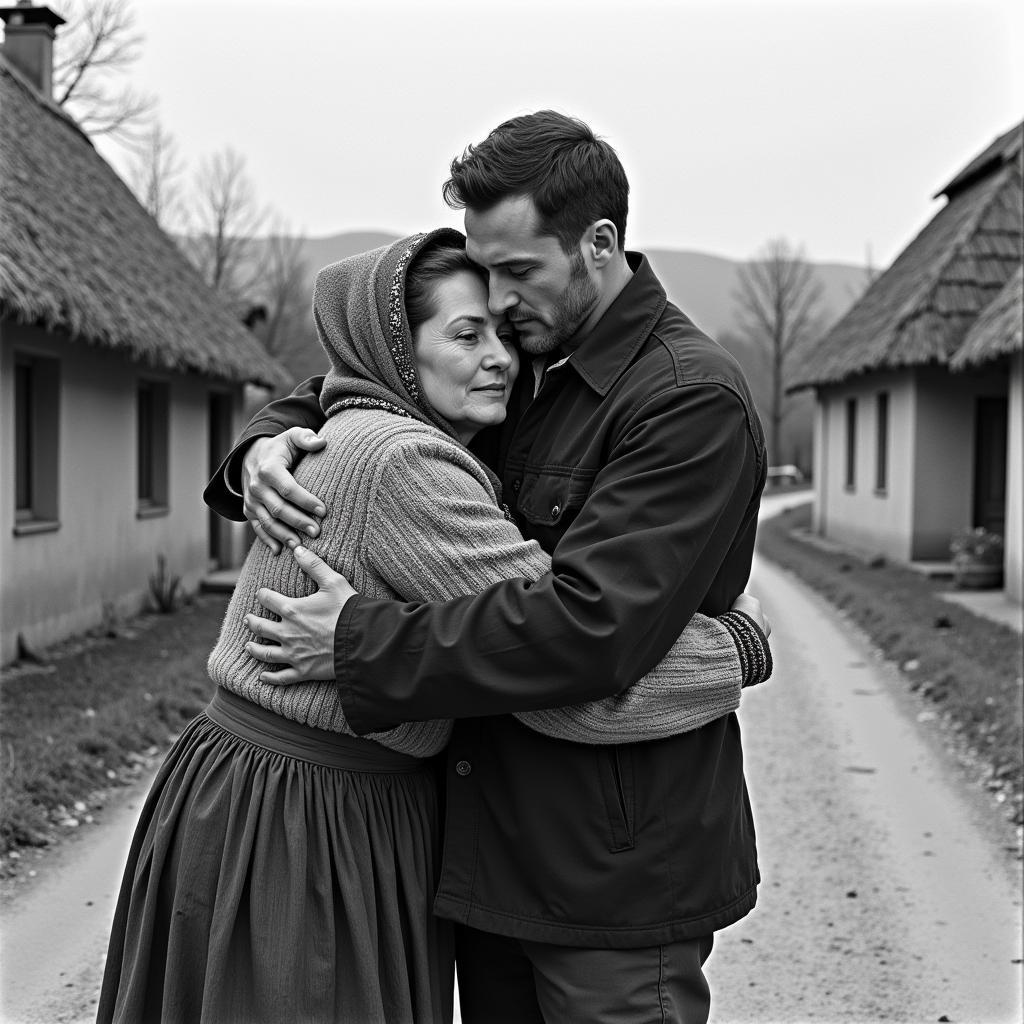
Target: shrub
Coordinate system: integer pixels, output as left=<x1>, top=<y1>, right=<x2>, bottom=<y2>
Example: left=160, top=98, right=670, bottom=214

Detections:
left=148, top=554, right=182, bottom=613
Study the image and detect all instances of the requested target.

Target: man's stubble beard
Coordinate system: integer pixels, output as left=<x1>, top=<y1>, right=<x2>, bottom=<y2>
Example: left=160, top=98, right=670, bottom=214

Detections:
left=518, top=250, right=600, bottom=357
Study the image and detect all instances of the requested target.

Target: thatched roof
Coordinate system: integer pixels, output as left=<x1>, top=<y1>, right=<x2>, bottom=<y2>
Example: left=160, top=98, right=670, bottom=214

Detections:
left=790, top=121, right=1022, bottom=391
left=0, top=57, right=288, bottom=387
left=950, top=265, right=1023, bottom=368
left=937, top=121, right=1023, bottom=197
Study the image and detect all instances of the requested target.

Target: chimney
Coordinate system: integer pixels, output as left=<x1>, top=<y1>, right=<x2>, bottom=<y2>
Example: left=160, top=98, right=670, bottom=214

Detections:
left=0, top=2, right=65, bottom=99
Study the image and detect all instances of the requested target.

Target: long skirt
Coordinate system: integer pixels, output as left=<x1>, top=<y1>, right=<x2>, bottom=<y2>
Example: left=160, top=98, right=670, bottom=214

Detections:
left=97, top=687, right=453, bottom=1024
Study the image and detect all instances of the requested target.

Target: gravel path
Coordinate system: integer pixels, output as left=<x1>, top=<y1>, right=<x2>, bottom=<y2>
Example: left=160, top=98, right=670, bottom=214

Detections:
left=1, top=772, right=155, bottom=1024
left=2, top=491, right=1020, bottom=1023
left=705, top=547, right=1023, bottom=1022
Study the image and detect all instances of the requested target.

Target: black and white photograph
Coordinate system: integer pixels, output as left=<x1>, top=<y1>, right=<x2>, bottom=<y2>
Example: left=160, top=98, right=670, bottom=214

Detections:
left=0, top=1, right=1021, bottom=1021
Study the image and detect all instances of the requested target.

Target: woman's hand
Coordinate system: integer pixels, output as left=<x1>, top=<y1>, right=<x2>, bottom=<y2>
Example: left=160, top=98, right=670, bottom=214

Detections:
left=243, top=428, right=327, bottom=554
left=731, top=592, right=770, bottom=638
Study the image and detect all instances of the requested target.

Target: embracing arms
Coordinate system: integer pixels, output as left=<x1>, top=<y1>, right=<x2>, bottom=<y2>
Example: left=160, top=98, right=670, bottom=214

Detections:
left=352, top=436, right=769, bottom=744
left=204, top=376, right=329, bottom=549
left=330, top=384, right=762, bottom=732
left=211, top=378, right=768, bottom=736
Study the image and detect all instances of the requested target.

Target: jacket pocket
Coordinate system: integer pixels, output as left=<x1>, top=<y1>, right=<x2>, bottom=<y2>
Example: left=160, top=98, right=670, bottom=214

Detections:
left=516, top=468, right=595, bottom=530
left=597, top=746, right=635, bottom=852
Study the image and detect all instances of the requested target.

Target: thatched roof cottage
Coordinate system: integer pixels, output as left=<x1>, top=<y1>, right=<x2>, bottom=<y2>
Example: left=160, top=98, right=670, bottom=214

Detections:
left=790, top=121, right=1022, bottom=603
left=0, top=3, right=289, bottom=661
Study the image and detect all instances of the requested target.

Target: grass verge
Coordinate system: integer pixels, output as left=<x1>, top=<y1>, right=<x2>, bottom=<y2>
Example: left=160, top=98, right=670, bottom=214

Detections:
left=758, top=503, right=1023, bottom=828
left=0, top=595, right=228, bottom=862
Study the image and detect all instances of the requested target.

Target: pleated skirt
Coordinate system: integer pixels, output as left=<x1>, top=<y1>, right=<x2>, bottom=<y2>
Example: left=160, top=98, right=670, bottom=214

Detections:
left=97, top=687, right=453, bottom=1024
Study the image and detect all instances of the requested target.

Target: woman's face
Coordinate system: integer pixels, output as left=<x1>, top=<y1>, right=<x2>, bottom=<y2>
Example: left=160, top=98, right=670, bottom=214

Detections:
left=412, top=270, right=520, bottom=444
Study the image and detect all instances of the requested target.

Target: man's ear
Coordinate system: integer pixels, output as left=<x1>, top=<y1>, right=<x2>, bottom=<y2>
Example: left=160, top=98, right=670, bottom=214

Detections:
left=587, top=219, right=619, bottom=268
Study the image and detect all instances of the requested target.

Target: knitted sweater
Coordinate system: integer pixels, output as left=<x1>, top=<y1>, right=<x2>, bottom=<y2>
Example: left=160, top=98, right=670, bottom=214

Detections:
left=208, top=409, right=749, bottom=757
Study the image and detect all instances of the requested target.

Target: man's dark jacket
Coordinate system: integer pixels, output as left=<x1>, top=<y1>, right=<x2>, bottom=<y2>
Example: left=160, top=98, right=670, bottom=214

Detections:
left=206, top=253, right=767, bottom=947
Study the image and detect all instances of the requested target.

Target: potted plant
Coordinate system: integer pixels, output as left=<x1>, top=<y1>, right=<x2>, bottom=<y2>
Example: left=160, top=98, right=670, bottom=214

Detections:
left=950, top=527, right=1004, bottom=590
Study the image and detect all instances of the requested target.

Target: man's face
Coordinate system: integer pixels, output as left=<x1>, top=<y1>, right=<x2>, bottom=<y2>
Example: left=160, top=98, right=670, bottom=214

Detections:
left=465, top=196, right=599, bottom=356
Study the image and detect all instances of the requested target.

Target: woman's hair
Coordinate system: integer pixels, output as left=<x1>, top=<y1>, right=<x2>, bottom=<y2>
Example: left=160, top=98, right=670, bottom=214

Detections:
left=441, top=110, right=629, bottom=253
left=405, top=242, right=487, bottom=337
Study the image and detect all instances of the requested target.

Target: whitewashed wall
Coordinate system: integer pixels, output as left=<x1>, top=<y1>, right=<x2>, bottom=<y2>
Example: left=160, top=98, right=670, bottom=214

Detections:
left=812, top=364, right=1012, bottom=565
left=812, top=371, right=916, bottom=560
left=1005, top=351, right=1023, bottom=604
left=1, top=320, right=247, bottom=663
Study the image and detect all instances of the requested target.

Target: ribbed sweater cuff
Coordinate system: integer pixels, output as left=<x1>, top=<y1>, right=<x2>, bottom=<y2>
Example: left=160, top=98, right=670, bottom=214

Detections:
left=719, top=610, right=773, bottom=687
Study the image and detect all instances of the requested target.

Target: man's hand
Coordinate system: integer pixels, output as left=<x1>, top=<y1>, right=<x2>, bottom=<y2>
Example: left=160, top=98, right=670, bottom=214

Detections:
left=243, top=428, right=327, bottom=554
left=244, top=545, right=357, bottom=685
left=732, top=592, right=770, bottom=638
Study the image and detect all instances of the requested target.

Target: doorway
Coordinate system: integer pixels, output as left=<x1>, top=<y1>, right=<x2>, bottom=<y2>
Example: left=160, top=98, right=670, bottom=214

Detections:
left=973, top=396, right=1008, bottom=537
left=208, top=392, right=234, bottom=567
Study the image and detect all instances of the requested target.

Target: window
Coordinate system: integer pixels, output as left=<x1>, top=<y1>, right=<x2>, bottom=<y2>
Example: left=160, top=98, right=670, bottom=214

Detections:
left=137, top=380, right=170, bottom=515
left=875, top=392, right=889, bottom=493
left=14, top=362, right=32, bottom=515
left=13, top=354, right=60, bottom=533
left=844, top=397, right=857, bottom=490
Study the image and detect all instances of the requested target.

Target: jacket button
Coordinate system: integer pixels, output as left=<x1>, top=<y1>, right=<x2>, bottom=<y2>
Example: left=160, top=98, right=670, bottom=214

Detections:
left=551, top=504, right=561, bottom=518
left=455, top=760, right=472, bottom=776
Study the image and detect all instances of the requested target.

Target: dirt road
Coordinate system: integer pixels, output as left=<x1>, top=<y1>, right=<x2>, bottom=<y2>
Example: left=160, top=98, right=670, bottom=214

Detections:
left=2, top=492, right=1021, bottom=1022
left=705, top=542, right=1023, bottom=1022
left=0, top=774, right=154, bottom=1023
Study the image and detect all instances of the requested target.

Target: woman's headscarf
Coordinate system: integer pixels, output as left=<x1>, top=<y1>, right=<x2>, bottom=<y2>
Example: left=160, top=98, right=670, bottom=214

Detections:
left=316, top=227, right=467, bottom=440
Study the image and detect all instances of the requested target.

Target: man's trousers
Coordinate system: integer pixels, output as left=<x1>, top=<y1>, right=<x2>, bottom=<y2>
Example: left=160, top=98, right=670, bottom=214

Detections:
left=454, top=923, right=715, bottom=1023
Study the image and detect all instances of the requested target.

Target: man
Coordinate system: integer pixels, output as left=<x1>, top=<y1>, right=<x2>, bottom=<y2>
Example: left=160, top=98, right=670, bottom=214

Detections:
left=206, top=111, right=767, bottom=1022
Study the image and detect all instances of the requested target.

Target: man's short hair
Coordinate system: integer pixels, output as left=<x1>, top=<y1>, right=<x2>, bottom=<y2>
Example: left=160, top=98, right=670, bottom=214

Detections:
left=442, top=110, right=629, bottom=253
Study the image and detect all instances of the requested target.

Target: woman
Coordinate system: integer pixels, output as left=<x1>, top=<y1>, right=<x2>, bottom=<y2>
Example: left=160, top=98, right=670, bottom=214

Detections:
left=97, top=228, right=769, bottom=1023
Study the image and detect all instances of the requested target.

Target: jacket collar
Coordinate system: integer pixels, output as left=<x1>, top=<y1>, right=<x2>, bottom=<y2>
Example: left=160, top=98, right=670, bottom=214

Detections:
left=562, top=252, right=668, bottom=396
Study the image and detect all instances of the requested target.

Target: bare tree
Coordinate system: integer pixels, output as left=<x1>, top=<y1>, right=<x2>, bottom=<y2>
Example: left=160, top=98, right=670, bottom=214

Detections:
left=255, top=220, right=311, bottom=360
left=863, top=242, right=879, bottom=288
left=185, top=148, right=267, bottom=302
left=733, top=238, right=824, bottom=464
left=53, top=0, right=153, bottom=142
left=129, top=120, right=185, bottom=230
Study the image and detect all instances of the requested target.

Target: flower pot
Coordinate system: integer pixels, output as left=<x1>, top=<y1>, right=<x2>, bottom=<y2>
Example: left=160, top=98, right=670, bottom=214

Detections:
left=952, top=556, right=1004, bottom=590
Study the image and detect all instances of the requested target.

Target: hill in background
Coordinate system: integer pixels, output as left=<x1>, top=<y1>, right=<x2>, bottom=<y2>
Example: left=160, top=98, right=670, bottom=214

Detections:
left=644, top=248, right=867, bottom=339
left=262, top=230, right=867, bottom=341
left=250, top=231, right=868, bottom=469
left=297, top=231, right=403, bottom=277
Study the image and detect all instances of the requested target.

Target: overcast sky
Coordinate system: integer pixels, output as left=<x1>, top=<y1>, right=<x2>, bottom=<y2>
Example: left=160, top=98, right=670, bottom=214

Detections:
left=91, top=0, right=1023, bottom=268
